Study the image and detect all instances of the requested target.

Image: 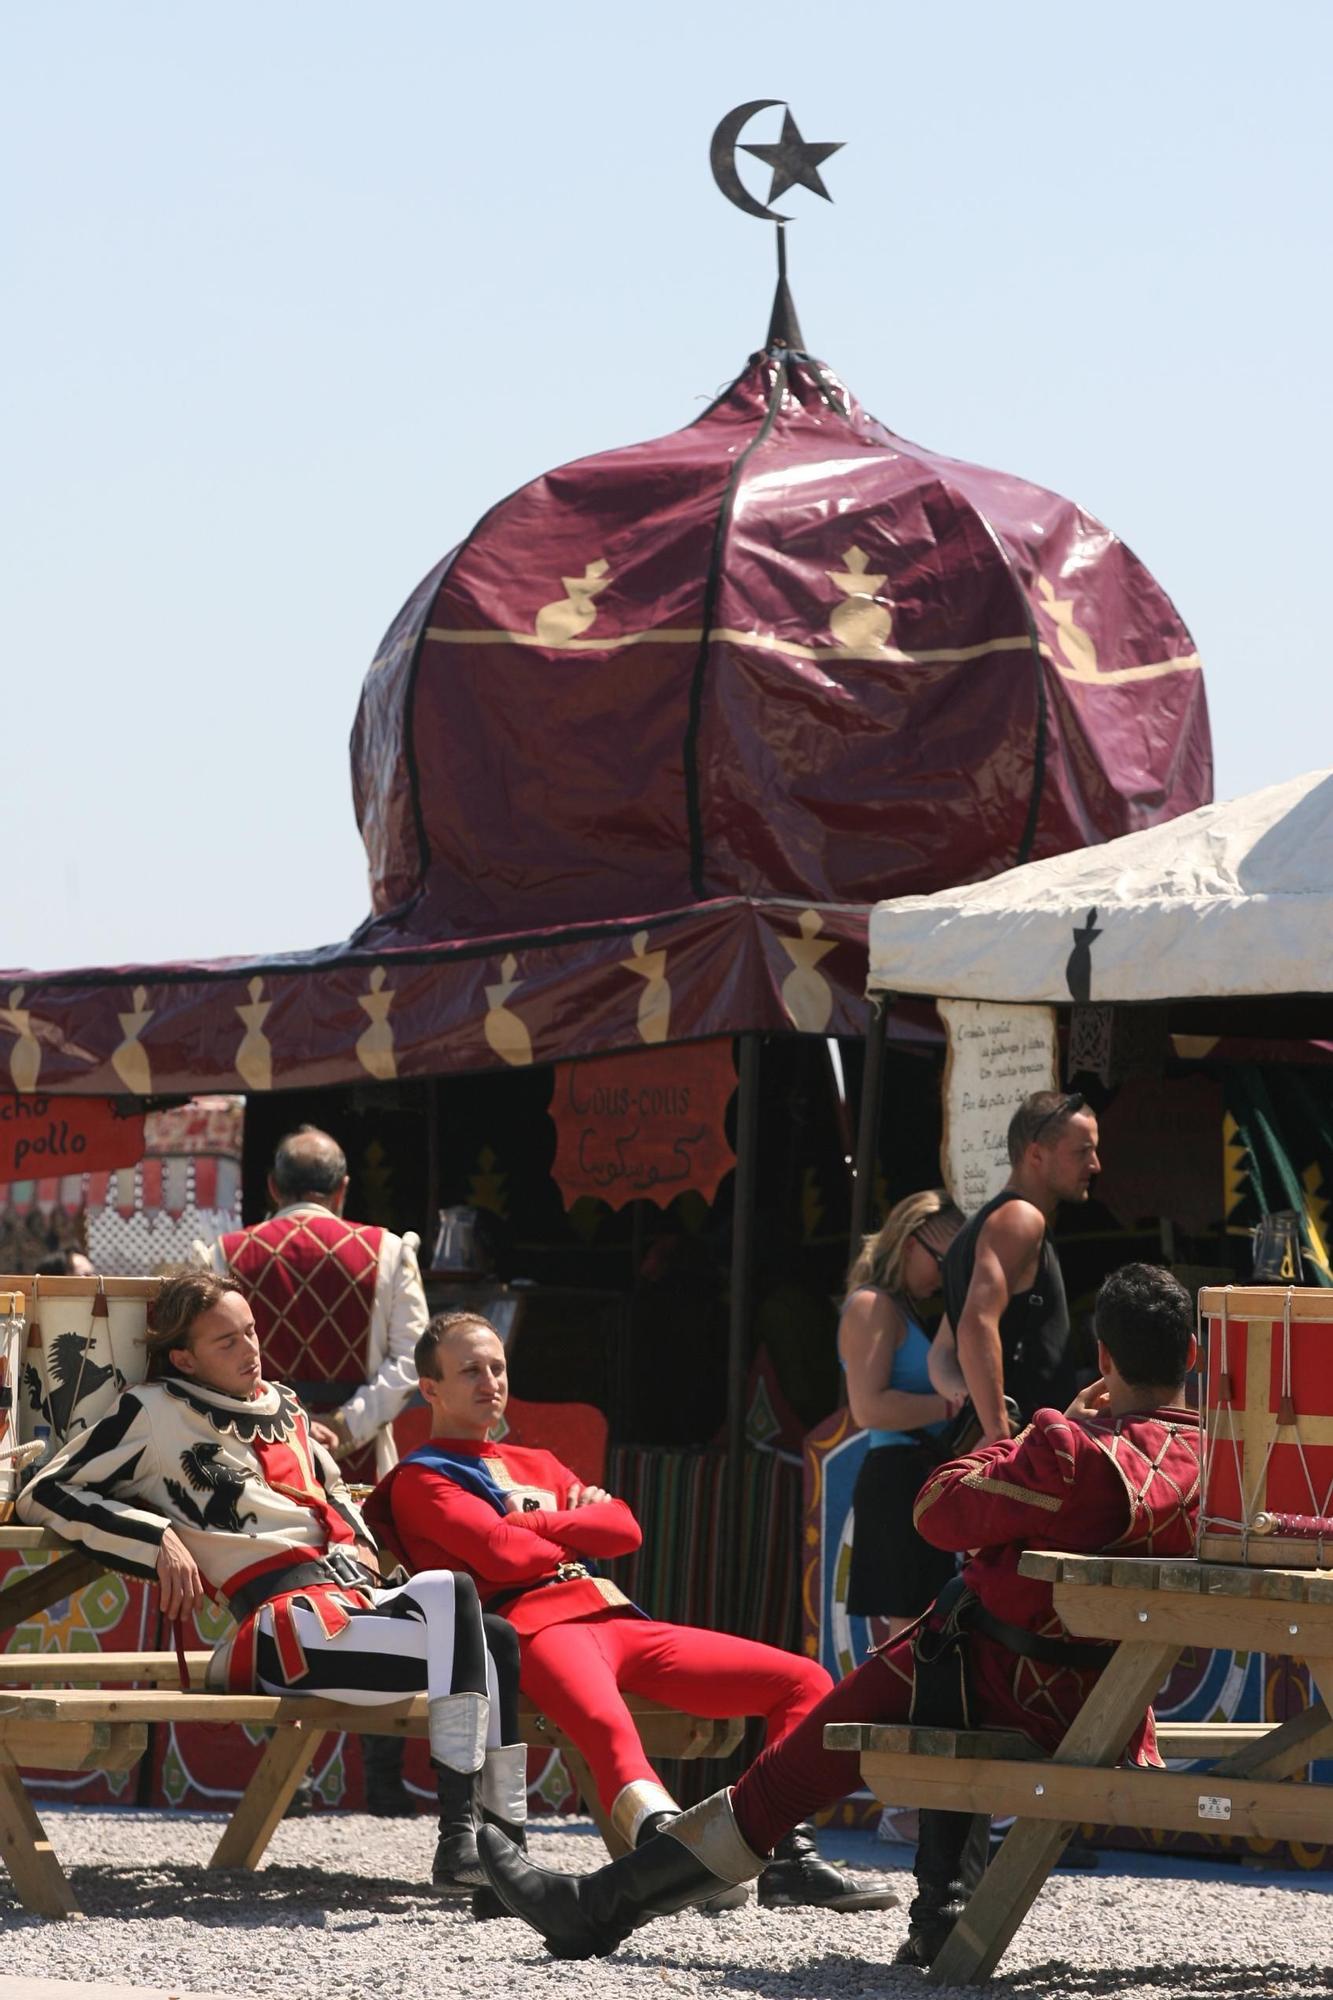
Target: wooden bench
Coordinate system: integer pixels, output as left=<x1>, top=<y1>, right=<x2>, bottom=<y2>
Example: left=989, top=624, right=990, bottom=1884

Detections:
left=0, top=1656, right=745, bottom=1919
left=825, top=1554, right=1333, bottom=1984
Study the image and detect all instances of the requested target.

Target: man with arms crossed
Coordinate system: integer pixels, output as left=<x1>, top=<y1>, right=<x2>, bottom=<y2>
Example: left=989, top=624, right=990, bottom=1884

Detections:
left=372, top=1311, right=896, bottom=1914
left=476, top=1265, right=1200, bottom=1968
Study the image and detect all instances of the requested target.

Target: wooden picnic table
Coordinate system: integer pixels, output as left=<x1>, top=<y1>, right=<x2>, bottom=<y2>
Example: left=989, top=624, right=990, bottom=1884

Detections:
left=830, top=1553, right=1333, bottom=1986
left=0, top=1650, right=745, bottom=1920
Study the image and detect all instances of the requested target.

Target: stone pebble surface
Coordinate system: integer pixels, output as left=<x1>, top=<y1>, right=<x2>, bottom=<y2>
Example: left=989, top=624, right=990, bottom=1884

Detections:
left=3, top=1809, right=1331, bottom=2000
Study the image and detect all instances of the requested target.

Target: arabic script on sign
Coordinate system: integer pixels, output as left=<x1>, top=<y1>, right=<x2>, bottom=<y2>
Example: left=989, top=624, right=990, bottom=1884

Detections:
left=549, top=1042, right=737, bottom=1212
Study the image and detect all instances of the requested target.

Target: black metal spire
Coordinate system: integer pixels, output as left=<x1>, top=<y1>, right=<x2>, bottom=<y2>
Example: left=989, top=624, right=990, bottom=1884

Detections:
left=765, top=223, right=805, bottom=352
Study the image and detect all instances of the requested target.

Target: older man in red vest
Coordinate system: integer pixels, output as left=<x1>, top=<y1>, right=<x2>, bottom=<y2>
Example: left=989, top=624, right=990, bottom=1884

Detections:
left=210, top=1123, right=429, bottom=1816
left=211, top=1126, right=427, bottom=1483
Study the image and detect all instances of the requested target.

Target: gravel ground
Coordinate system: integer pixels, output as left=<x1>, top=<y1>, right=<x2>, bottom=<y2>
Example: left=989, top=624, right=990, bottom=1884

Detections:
left=3, top=1809, right=1331, bottom=2000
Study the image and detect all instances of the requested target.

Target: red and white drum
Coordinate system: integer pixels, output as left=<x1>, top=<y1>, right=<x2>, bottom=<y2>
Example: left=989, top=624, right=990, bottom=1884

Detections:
left=1199, top=1285, right=1333, bottom=1568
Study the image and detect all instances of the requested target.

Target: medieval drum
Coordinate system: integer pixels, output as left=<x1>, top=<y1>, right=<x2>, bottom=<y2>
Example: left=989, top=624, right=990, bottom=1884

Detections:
left=1199, top=1285, right=1333, bottom=1568
left=8, top=1276, right=157, bottom=1456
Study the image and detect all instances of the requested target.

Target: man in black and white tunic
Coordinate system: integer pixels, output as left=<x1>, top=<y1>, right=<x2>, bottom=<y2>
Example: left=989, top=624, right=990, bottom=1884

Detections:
left=18, top=1269, right=526, bottom=1900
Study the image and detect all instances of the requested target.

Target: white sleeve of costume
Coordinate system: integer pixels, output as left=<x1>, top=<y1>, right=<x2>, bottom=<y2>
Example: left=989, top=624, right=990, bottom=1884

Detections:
left=337, top=1231, right=428, bottom=1447
left=16, top=1394, right=168, bottom=1581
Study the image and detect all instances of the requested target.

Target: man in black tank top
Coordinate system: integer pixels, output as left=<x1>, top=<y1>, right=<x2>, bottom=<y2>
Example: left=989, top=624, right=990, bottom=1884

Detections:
left=932, top=1091, right=1100, bottom=1441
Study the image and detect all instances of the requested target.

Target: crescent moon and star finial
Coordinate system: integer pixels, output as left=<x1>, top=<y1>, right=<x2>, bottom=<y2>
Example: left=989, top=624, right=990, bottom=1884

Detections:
left=709, top=102, right=843, bottom=223
left=710, top=103, right=843, bottom=354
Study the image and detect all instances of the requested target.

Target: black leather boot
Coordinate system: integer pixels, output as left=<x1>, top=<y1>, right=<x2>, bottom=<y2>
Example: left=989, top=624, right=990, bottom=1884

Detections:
left=432, top=1764, right=485, bottom=1894
left=757, top=1821, right=899, bottom=1912
left=638, top=1807, right=748, bottom=1914
left=893, top=1807, right=987, bottom=1967
left=477, top=1789, right=766, bottom=1959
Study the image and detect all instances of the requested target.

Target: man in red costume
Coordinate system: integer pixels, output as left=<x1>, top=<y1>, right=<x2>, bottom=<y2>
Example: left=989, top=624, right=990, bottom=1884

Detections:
left=209, top=1125, right=428, bottom=1815
left=476, top=1263, right=1201, bottom=1966
left=372, top=1311, right=897, bottom=1914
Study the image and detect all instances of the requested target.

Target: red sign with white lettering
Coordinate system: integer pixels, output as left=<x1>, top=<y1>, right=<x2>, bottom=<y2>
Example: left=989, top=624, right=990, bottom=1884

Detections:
left=0, top=1095, right=145, bottom=1183
left=550, top=1042, right=737, bottom=1212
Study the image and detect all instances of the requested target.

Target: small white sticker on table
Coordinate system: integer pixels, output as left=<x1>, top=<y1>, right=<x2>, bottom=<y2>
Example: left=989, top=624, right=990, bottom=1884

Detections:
left=1197, top=1795, right=1232, bottom=1822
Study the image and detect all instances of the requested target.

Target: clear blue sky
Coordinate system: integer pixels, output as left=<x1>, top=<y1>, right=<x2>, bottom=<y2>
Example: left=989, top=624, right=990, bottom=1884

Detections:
left=5, top=2, right=1330, bottom=972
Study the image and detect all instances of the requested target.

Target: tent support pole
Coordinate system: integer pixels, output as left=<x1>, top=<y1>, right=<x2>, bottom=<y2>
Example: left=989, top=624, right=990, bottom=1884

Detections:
left=726, top=1033, right=761, bottom=1470
left=425, top=1077, right=441, bottom=1250
left=849, top=995, right=889, bottom=1262
left=724, top=1031, right=761, bottom=1629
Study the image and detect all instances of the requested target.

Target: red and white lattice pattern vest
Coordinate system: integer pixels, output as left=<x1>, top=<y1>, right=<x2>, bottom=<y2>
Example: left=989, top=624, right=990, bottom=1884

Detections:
left=220, top=1212, right=385, bottom=1389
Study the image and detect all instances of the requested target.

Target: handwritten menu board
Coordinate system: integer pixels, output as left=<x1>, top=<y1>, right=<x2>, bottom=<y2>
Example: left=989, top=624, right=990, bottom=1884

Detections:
left=938, top=1000, right=1058, bottom=1213
left=549, top=1040, right=737, bottom=1211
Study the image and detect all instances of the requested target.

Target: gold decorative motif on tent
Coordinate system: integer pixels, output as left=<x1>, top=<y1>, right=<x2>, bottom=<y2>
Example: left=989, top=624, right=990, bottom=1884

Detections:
left=620, top=930, right=671, bottom=1044
left=484, top=955, right=533, bottom=1067
left=235, top=978, right=274, bottom=1092
left=779, top=910, right=836, bottom=1032
left=2, top=989, right=41, bottom=1094
left=826, top=545, right=891, bottom=652
left=355, top=966, right=397, bottom=1081
left=1036, top=575, right=1099, bottom=681
left=534, top=559, right=612, bottom=648
left=111, top=987, right=154, bottom=1095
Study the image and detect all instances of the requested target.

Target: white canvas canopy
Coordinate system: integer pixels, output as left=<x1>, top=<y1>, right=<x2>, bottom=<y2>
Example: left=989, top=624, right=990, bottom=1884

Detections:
left=867, top=768, right=1333, bottom=1005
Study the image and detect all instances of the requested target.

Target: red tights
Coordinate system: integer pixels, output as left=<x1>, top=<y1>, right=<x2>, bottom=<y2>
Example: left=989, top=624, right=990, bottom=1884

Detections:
left=520, top=1609, right=831, bottom=1812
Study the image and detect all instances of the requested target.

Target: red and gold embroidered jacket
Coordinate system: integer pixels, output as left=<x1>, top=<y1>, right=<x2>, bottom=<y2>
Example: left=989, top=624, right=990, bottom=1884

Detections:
left=911, top=1403, right=1201, bottom=1761
left=375, top=1438, right=642, bottom=1637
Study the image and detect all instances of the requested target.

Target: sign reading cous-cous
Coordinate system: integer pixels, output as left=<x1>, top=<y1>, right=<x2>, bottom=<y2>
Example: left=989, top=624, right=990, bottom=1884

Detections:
left=549, top=1041, right=737, bottom=1211
left=937, top=1000, right=1059, bottom=1213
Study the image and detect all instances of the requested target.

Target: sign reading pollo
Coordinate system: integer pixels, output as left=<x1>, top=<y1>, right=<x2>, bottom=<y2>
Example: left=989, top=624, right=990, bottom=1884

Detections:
left=0, top=1094, right=145, bottom=1183
left=550, top=1042, right=736, bottom=1211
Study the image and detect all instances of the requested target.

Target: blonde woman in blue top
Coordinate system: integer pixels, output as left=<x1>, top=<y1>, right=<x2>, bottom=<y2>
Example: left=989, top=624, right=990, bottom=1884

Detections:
left=838, top=1190, right=965, bottom=1641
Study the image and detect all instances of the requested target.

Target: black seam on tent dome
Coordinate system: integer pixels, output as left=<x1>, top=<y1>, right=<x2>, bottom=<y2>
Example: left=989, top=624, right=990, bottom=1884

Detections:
left=682, top=355, right=790, bottom=902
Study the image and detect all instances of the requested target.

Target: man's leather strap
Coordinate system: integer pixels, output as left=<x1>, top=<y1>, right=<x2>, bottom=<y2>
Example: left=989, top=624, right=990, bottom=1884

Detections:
left=486, top=1561, right=591, bottom=1616
left=227, top=1550, right=376, bottom=1623
left=967, top=1598, right=1115, bottom=1670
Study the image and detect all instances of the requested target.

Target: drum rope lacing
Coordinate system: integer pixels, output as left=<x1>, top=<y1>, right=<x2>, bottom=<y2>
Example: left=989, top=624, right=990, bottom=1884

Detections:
left=1201, top=1288, right=1332, bottom=1567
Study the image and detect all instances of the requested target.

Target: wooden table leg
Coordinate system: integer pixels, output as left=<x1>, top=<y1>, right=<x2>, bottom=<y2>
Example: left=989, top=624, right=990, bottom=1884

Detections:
left=929, top=1640, right=1180, bottom=1988
left=0, top=1554, right=103, bottom=1637
left=209, top=1726, right=324, bottom=1872
left=0, top=1753, right=83, bottom=1919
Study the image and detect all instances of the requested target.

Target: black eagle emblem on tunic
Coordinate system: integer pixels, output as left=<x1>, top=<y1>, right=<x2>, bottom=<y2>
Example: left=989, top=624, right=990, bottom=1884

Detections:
left=31, top=1333, right=127, bottom=1437
left=164, top=1443, right=259, bottom=1535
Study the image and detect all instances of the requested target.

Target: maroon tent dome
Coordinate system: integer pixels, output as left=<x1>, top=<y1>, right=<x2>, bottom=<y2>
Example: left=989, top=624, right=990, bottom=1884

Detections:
left=4, top=330, right=1212, bottom=1101
left=353, top=344, right=1210, bottom=944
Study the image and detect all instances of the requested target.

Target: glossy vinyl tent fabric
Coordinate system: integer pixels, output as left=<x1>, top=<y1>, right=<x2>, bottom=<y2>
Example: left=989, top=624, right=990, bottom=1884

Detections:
left=352, top=347, right=1211, bottom=945
left=5, top=341, right=1211, bottom=1098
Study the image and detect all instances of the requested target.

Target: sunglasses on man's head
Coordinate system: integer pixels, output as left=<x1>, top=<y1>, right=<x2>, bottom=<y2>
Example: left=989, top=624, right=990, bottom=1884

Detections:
left=1031, top=1092, right=1086, bottom=1140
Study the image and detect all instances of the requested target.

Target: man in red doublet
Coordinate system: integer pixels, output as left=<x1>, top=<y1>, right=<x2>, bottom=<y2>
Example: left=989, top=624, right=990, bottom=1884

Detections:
left=476, top=1263, right=1202, bottom=1966
left=371, top=1310, right=897, bottom=1913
